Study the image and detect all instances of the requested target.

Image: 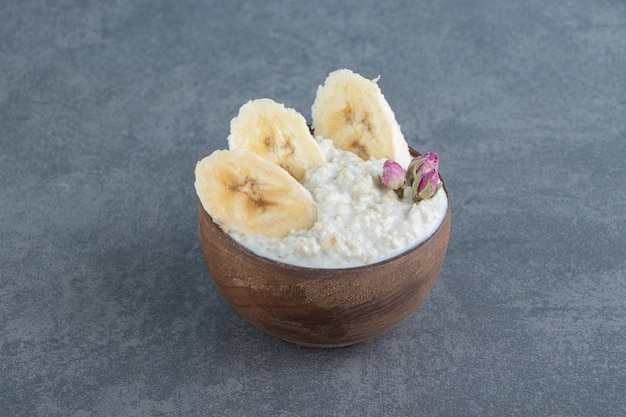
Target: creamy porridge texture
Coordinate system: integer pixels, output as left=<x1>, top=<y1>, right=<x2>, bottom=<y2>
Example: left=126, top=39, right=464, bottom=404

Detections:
left=230, top=137, right=448, bottom=268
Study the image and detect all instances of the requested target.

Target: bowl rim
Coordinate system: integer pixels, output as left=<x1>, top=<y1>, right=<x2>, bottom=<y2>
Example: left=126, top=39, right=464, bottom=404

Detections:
left=199, top=163, right=450, bottom=276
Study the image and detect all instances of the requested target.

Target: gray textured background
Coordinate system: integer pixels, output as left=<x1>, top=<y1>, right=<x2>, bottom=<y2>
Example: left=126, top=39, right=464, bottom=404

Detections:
left=1, top=0, right=625, bottom=416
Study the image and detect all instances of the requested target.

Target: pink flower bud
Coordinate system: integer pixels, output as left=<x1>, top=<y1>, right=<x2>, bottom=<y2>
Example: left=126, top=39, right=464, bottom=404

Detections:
left=406, top=152, right=441, bottom=201
left=381, top=160, right=405, bottom=190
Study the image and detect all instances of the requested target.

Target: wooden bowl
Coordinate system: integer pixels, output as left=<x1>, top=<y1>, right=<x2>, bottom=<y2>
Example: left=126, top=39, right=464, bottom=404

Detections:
left=198, top=154, right=451, bottom=348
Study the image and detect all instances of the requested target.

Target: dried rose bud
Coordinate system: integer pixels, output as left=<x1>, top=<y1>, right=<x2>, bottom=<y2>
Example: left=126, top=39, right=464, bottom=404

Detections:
left=381, top=160, right=406, bottom=190
left=406, top=152, right=442, bottom=201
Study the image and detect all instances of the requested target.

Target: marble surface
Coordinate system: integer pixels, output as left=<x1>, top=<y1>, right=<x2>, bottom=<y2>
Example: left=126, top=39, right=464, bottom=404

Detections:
left=1, top=0, right=625, bottom=415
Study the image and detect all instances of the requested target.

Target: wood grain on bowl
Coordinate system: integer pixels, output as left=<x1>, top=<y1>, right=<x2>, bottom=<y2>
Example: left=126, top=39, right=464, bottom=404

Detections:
left=198, top=166, right=451, bottom=348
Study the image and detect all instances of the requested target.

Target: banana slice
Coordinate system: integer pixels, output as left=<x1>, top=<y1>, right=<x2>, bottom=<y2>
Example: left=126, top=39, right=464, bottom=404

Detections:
left=228, top=98, right=324, bottom=182
left=311, top=69, right=412, bottom=168
left=195, top=149, right=317, bottom=238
